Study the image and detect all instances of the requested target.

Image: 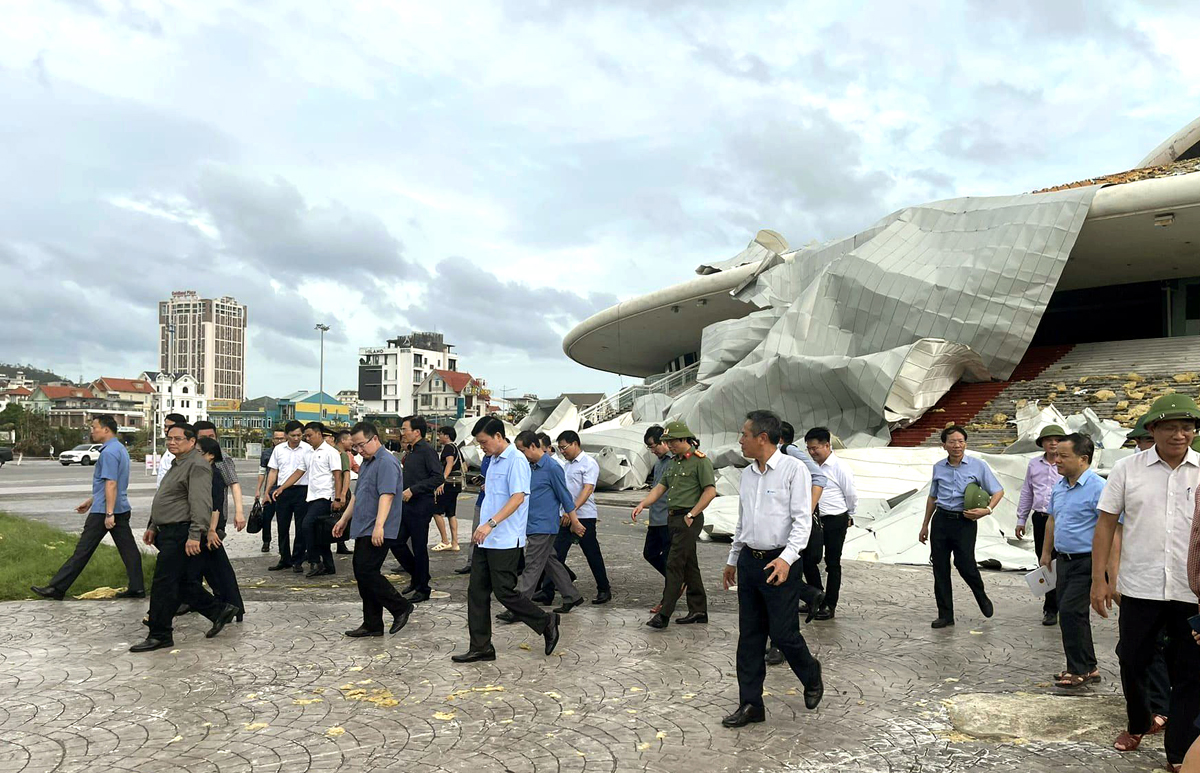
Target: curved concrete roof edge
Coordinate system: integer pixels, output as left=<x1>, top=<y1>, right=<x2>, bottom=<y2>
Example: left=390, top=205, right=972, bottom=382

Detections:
left=1138, top=114, right=1200, bottom=168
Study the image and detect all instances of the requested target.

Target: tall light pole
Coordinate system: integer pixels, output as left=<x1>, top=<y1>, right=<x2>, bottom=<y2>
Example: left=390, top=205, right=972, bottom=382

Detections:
left=315, top=323, right=330, bottom=421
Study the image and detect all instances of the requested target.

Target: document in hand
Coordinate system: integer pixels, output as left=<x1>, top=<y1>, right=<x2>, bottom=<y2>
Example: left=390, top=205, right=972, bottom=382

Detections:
left=1024, top=562, right=1056, bottom=597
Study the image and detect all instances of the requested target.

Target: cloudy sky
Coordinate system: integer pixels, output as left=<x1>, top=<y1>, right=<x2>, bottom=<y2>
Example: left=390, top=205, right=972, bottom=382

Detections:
left=1, top=1, right=1197, bottom=400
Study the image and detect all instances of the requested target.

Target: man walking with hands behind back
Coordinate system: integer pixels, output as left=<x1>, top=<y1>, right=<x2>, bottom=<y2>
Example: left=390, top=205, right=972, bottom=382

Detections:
left=722, top=410, right=823, bottom=727
left=1016, top=425, right=1065, bottom=626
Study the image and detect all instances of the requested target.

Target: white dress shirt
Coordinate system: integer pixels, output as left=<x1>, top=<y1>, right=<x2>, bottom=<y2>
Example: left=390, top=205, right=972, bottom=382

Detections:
left=305, top=443, right=341, bottom=502
left=563, top=451, right=600, bottom=520
left=269, top=442, right=312, bottom=488
left=156, top=450, right=175, bottom=487
left=1098, top=445, right=1199, bottom=604
left=728, top=450, right=813, bottom=566
left=818, top=452, right=857, bottom=516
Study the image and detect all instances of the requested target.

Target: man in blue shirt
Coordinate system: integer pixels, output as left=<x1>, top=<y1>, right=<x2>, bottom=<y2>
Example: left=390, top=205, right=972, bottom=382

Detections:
left=332, top=422, right=414, bottom=638
left=495, top=431, right=584, bottom=624
left=456, top=452, right=493, bottom=575
left=33, top=415, right=144, bottom=600
left=1040, top=433, right=1104, bottom=688
left=635, top=426, right=673, bottom=603
left=918, top=425, right=1003, bottom=628
left=453, top=417, right=560, bottom=663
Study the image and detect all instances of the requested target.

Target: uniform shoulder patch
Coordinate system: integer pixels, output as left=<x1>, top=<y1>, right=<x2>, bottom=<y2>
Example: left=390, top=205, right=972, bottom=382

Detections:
left=693, top=451, right=706, bottom=458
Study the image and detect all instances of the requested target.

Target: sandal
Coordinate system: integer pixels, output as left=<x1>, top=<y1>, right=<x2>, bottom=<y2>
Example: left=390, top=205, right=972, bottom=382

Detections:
left=431, top=542, right=450, bottom=552
left=1147, top=714, right=1168, bottom=735
left=1056, top=673, right=1090, bottom=689
left=449, top=544, right=460, bottom=552
left=1113, top=730, right=1144, bottom=752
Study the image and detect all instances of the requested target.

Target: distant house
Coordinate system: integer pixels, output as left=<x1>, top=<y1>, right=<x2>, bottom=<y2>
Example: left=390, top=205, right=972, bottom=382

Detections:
left=0, top=386, right=33, bottom=411
left=277, top=391, right=351, bottom=425
left=140, top=371, right=208, bottom=427
left=415, top=369, right=488, bottom=420
left=90, top=377, right=156, bottom=426
left=29, top=385, right=145, bottom=430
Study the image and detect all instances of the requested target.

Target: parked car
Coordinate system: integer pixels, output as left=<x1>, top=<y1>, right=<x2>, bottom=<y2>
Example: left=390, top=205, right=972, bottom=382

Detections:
left=0, top=447, right=12, bottom=466
left=59, top=443, right=103, bottom=466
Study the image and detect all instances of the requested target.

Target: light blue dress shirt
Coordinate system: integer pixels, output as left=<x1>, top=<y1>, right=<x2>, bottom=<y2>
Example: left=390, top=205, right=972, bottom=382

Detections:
left=930, top=455, right=1002, bottom=511
left=1048, top=467, right=1104, bottom=554
left=480, top=443, right=531, bottom=549
left=91, top=438, right=131, bottom=513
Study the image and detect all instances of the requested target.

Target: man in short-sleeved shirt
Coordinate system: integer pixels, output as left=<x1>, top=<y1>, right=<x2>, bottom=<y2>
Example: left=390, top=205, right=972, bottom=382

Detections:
left=540, top=431, right=611, bottom=605
left=635, top=425, right=673, bottom=586
left=33, top=417, right=143, bottom=600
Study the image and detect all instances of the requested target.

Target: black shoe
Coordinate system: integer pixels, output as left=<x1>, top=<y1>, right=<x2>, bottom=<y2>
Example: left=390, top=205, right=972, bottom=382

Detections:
left=454, top=565, right=472, bottom=575
left=798, top=603, right=811, bottom=615
left=324, top=565, right=337, bottom=576
left=980, top=597, right=994, bottom=618
left=543, top=612, right=560, bottom=656
left=176, top=603, right=192, bottom=616
left=115, top=589, right=146, bottom=599
left=591, top=589, right=612, bottom=605
left=129, top=637, right=174, bottom=652
left=931, top=617, right=955, bottom=629
left=1042, top=611, right=1058, bottom=626
left=236, top=609, right=244, bottom=623
left=401, top=584, right=417, bottom=596
left=205, top=604, right=238, bottom=639
left=390, top=608, right=412, bottom=634
left=676, top=612, right=708, bottom=625
left=496, top=610, right=518, bottom=624
left=531, top=593, right=554, bottom=605
left=721, top=703, right=766, bottom=728
left=805, top=592, right=826, bottom=624
left=268, top=562, right=291, bottom=571
left=306, top=567, right=330, bottom=578
left=645, top=614, right=668, bottom=629
left=803, top=662, right=824, bottom=710
left=260, top=543, right=271, bottom=553
left=814, top=607, right=835, bottom=621
left=30, top=585, right=64, bottom=600
left=292, top=564, right=306, bottom=574
left=451, top=647, right=497, bottom=663
left=407, top=590, right=431, bottom=604
left=336, top=545, right=352, bottom=555
left=765, top=647, right=785, bottom=666
left=344, top=625, right=384, bottom=638
left=554, top=597, right=584, bottom=614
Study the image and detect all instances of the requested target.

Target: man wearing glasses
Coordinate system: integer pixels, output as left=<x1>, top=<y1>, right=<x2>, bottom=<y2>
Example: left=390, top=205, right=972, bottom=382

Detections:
left=155, top=413, right=188, bottom=487
left=918, top=425, right=1002, bottom=629
left=332, top=422, right=413, bottom=637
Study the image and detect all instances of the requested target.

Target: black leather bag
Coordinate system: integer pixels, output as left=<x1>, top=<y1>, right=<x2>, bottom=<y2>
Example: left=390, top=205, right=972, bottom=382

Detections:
left=247, top=499, right=264, bottom=534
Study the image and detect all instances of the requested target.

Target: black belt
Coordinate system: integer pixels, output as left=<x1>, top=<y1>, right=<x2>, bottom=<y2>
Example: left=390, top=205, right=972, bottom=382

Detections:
left=746, top=546, right=785, bottom=561
left=1033, top=510, right=1050, bottom=517
left=935, top=508, right=964, bottom=519
left=1058, top=551, right=1091, bottom=561
left=821, top=511, right=848, bottom=518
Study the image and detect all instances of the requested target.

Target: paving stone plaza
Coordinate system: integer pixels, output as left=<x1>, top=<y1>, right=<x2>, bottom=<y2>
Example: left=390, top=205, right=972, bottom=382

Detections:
left=0, top=475, right=1170, bottom=773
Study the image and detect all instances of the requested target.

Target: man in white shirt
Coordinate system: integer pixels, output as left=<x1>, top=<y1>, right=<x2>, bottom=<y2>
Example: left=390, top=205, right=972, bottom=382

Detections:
left=721, top=410, right=823, bottom=728
left=538, top=431, right=612, bottom=605
left=264, top=420, right=312, bottom=573
left=301, top=422, right=343, bottom=578
left=1092, top=394, right=1200, bottom=769
left=805, top=426, right=858, bottom=620
left=155, top=413, right=187, bottom=487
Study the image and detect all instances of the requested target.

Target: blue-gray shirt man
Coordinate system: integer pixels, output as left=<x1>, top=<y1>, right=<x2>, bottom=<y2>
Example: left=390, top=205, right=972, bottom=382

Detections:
left=350, top=448, right=404, bottom=540
left=528, top=455, right=577, bottom=535
left=92, top=437, right=131, bottom=513
left=1047, top=467, right=1104, bottom=555
left=929, top=456, right=1002, bottom=511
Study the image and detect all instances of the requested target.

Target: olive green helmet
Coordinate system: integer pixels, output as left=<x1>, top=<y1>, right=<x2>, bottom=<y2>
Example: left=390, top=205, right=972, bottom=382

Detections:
left=1035, top=424, right=1067, bottom=447
left=660, top=420, right=697, bottom=442
left=963, top=482, right=991, bottom=511
left=1126, top=414, right=1151, bottom=441
left=1141, top=394, right=1200, bottom=427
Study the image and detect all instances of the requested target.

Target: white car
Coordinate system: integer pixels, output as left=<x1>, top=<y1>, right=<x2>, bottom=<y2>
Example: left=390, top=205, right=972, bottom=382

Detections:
left=59, top=443, right=103, bottom=466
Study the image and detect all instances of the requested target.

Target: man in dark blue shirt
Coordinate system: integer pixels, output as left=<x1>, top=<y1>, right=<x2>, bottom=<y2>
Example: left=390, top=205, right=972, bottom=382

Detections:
left=497, top=432, right=584, bottom=623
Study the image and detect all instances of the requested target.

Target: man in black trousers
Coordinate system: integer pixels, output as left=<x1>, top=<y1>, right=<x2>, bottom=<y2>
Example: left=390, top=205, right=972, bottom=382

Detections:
left=130, top=423, right=237, bottom=652
left=722, top=410, right=823, bottom=727
left=194, top=421, right=246, bottom=619
left=391, top=415, right=443, bottom=603
left=32, top=415, right=144, bottom=600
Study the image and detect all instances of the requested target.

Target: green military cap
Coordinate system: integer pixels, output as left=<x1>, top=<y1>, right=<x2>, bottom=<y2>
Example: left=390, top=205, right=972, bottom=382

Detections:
left=963, top=482, right=990, bottom=511
left=1141, top=393, right=1200, bottom=427
left=1035, top=424, right=1067, bottom=447
left=1192, top=436, right=1200, bottom=453
left=1125, top=414, right=1151, bottom=441
left=661, top=420, right=697, bottom=441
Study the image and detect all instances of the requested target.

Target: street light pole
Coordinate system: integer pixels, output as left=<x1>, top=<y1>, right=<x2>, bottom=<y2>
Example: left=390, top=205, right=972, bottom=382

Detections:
left=316, top=323, right=330, bottom=421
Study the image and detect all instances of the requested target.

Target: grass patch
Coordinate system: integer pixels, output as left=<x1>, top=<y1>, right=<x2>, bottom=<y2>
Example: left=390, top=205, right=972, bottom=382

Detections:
left=0, top=512, right=155, bottom=601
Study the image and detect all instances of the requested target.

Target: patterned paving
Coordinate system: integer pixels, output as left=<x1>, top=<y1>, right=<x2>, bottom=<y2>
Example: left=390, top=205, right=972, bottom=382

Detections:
left=0, top=557, right=1170, bottom=773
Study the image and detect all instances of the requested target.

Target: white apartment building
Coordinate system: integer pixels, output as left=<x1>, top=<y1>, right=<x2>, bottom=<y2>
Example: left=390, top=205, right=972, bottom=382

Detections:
left=141, top=371, right=208, bottom=428
left=358, top=332, right=458, bottom=415
left=158, top=291, right=247, bottom=401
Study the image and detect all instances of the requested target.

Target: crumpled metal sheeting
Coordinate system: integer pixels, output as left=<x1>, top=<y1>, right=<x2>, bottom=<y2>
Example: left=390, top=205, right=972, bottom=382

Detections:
left=527, top=397, right=580, bottom=443
left=578, top=420, right=657, bottom=490
left=696, top=229, right=788, bottom=275
left=1007, top=402, right=1130, bottom=454
left=884, top=339, right=991, bottom=423
left=631, top=393, right=672, bottom=423
left=680, top=188, right=1099, bottom=462
left=456, top=416, right=517, bottom=470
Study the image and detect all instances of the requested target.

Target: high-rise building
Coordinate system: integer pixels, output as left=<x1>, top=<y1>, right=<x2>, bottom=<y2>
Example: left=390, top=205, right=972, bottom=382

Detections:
left=358, top=332, right=457, bottom=415
left=158, top=291, right=247, bottom=401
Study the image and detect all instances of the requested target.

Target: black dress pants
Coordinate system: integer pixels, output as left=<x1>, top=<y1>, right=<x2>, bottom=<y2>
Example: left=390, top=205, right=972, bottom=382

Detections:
left=642, top=524, right=671, bottom=577
left=273, top=486, right=307, bottom=566
left=542, top=518, right=610, bottom=598
left=736, top=549, right=821, bottom=708
left=1117, top=596, right=1200, bottom=765
left=48, top=511, right=143, bottom=594
left=352, top=537, right=413, bottom=631
left=658, top=512, right=706, bottom=618
left=1054, top=554, right=1095, bottom=676
left=798, top=514, right=825, bottom=607
left=200, top=539, right=244, bottom=613
left=1031, top=512, right=1058, bottom=614
left=146, top=523, right=225, bottom=640
left=303, top=499, right=335, bottom=571
left=260, top=499, right=275, bottom=546
left=819, top=513, right=850, bottom=611
left=468, top=546, right=551, bottom=652
left=391, top=511, right=433, bottom=594
left=930, top=511, right=989, bottom=620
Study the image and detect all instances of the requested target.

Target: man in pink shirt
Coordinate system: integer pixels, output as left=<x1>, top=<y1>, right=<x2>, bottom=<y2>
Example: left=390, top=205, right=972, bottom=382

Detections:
left=1015, top=425, right=1065, bottom=626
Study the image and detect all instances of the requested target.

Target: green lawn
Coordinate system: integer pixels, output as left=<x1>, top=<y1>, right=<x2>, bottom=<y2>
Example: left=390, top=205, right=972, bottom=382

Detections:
left=0, top=512, right=156, bottom=601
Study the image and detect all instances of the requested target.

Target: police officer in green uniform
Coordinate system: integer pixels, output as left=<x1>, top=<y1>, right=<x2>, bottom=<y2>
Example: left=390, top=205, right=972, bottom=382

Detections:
left=633, top=421, right=716, bottom=629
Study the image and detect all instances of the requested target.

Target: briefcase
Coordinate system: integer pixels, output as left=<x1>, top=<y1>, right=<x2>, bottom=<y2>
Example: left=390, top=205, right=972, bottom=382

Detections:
left=247, top=499, right=264, bottom=534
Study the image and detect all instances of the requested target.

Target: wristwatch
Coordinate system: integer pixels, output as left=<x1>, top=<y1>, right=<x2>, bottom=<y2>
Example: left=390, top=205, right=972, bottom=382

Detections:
left=487, top=518, right=498, bottom=529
